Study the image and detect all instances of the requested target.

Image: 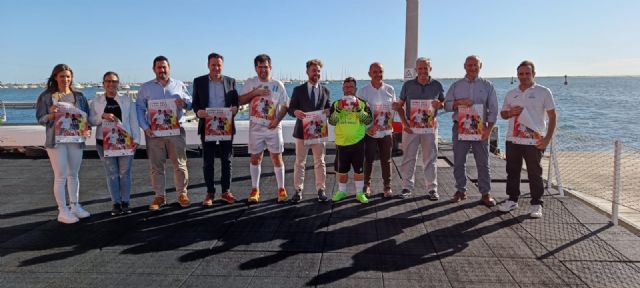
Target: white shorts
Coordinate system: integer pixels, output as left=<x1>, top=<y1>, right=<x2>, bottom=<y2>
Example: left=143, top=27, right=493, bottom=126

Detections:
left=248, top=125, right=284, bottom=154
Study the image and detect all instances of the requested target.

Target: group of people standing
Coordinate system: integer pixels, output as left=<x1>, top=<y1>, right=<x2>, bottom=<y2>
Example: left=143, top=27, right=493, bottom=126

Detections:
left=35, top=53, right=556, bottom=225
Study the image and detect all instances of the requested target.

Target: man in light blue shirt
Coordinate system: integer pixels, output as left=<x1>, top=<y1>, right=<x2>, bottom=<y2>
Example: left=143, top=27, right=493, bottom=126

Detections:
left=135, top=55, right=193, bottom=211
left=444, top=55, right=498, bottom=207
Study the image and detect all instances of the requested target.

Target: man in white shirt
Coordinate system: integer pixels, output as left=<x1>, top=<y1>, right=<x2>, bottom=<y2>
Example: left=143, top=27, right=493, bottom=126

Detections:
left=498, top=60, right=556, bottom=218
left=239, top=54, right=290, bottom=204
left=357, top=62, right=396, bottom=199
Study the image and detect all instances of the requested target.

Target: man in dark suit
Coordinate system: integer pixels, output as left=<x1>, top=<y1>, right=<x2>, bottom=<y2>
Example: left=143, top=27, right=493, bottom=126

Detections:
left=288, top=59, right=331, bottom=203
left=192, top=52, right=239, bottom=207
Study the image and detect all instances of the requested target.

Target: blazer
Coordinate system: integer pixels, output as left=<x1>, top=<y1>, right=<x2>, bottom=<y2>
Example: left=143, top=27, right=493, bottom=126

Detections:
left=191, top=74, right=239, bottom=136
left=287, top=82, right=331, bottom=139
left=89, top=93, right=141, bottom=144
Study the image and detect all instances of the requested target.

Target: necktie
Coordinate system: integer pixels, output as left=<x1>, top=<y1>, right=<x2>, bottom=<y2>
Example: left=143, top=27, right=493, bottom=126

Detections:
left=310, top=86, right=316, bottom=107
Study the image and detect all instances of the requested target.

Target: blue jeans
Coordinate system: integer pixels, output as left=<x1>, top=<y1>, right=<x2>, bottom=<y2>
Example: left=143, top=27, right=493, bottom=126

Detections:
left=96, top=145, right=134, bottom=204
left=452, top=124, right=491, bottom=194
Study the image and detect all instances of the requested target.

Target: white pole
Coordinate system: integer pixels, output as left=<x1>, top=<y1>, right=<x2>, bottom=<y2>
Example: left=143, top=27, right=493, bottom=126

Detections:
left=612, top=140, right=622, bottom=225
left=550, top=139, right=564, bottom=197
left=404, top=0, right=419, bottom=81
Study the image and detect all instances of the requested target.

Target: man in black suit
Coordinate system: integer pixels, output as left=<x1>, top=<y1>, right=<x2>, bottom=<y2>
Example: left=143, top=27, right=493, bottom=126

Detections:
left=288, top=59, right=331, bottom=203
left=192, top=52, right=239, bottom=207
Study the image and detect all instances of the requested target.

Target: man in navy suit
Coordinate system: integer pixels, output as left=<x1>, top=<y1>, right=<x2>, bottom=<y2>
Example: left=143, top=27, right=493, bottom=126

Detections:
left=288, top=59, right=331, bottom=203
left=192, top=52, right=239, bottom=207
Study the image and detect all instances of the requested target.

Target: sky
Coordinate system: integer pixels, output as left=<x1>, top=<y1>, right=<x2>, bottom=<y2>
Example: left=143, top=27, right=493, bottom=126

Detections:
left=1, top=0, right=639, bottom=83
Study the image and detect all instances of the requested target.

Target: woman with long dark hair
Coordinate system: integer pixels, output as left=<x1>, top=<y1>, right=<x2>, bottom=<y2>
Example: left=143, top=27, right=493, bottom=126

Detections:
left=35, top=64, right=91, bottom=224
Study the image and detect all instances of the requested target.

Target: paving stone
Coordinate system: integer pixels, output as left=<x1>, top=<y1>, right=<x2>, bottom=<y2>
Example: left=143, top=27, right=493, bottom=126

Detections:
left=538, top=238, right=628, bottom=261
left=315, top=277, right=384, bottom=287
left=248, top=276, right=315, bottom=288
left=252, top=252, right=321, bottom=278
left=318, top=253, right=382, bottom=279
left=323, top=232, right=380, bottom=254
left=75, top=250, right=199, bottom=274
left=3, top=148, right=640, bottom=287
left=383, top=278, right=452, bottom=288
left=440, top=257, right=515, bottom=283
left=499, top=258, right=566, bottom=285
left=484, top=237, right=538, bottom=258
left=177, top=275, right=252, bottom=288
left=431, top=234, right=495, bottom=258
left=0, top=249, right=97, bottom=273
left=268, top=231, right=325, bottom=252
left=0, top=272, right=65, bottom=288
left=191, top=251, right=262, bottom=277
left=563, top=261, right=640, bottom=288
left=379, top=254, right=447, bottom=281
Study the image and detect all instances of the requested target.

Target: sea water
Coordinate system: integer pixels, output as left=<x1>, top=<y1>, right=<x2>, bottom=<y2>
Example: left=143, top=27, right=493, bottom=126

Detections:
left=2, top=76, right=639, bottom=150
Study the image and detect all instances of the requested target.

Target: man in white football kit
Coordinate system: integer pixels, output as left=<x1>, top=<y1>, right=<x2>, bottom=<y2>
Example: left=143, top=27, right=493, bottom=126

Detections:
left=239, top=54, right=290, bottom=203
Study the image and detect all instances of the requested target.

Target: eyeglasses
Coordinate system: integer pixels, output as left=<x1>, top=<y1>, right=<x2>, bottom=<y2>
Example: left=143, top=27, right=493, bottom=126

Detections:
left=104, top=80, right=119, bottom=83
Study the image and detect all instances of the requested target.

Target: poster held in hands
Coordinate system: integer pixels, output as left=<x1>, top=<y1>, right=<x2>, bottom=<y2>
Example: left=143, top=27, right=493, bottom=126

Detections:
left=149, top=99, right=180, bottom=137
left=205, top=107, right=233, bottom=142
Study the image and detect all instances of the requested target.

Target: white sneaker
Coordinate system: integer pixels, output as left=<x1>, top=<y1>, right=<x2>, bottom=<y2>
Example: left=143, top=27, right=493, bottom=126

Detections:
left=57, top=208, right=79, bottom=224
left=70, top=203, right=91, bottom=219
left=530, top=204, right=543, bottom=218
left=498, top=200, right=518, bottom=212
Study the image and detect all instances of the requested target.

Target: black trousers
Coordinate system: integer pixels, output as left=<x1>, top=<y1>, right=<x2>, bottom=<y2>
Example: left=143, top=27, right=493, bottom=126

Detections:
left=505, top=141, right=544, bottom=205
left=201, top=137, right=233, bottom=194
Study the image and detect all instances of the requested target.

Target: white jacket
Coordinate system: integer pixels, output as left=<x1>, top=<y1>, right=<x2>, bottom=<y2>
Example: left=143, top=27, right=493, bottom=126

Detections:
left=89, top=93, right=141, bottom=144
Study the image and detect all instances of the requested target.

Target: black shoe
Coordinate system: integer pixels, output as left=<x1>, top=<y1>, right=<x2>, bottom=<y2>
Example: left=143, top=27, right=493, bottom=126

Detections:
left=317, top=189, right=328, bottom=202
left=121, top=202, right=132, bottom=214
left=111, top=203, right=122, bottom=216
left=400, top=189, right=411, bottom=199
left=291, top=191, right=302, bottom=203
left=426, top=190, right=440, bottom=201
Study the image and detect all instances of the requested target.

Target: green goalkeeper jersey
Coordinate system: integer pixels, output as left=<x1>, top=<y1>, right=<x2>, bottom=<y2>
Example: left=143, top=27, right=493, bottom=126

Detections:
left=329, top=96, right=372, bottom=146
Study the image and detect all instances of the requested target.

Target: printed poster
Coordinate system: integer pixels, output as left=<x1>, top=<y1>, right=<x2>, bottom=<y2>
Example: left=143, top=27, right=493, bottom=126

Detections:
left=149, top=99, right=180, bottom=137
left=372, top=103, right=393, bottom=137
left=409, top=99, right=436, bottom=134
left=250, top=91, right=276, bottom=126
left=205, top=107, right=233, bottom=142
left=510, top=107, right=543, bottom=145
left=102, top=120, right=136, bottom=157
left=54, top=102, right=90, bottom=143
left=303, top=110, right=328, bottom=145
left=457, top=104, right=484, bottom=141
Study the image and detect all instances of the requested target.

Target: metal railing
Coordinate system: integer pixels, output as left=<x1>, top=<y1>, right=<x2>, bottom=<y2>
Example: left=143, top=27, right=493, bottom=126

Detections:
left=545, top=128, right=640, bottom=225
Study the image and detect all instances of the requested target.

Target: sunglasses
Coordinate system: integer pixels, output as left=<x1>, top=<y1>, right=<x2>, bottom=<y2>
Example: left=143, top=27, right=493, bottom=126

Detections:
left=104, top=80, right=119, bottom=83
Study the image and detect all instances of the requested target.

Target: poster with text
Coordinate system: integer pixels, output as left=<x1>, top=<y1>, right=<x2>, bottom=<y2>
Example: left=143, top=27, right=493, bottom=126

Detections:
left=457, top=104, right=484, bottom=141
left=372, top=103, right=393, bottom=138
left=54, top=102, right=90, bottom=143
left=303, top=110, right=328, bottom=145
left=509, top=107, right=543, bottom=145
left=205, top=107, right=233, bottom=142
left=409, top=99, right=436, bottom=134
left=250, top=93, right=276, bottom=126
left=102, top=120, right=136, bottom=157
left=149, top=99, right=180, bottom=137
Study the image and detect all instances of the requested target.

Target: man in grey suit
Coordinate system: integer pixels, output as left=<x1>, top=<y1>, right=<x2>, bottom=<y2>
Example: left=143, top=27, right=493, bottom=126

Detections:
left=192, top=52, right=239, bottom=207
left=288, top=59, right=331, bottom=203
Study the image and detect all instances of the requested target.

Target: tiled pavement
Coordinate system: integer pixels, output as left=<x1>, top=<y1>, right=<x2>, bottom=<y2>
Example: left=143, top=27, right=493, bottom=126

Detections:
left=1, top=144, right=640, bottom=287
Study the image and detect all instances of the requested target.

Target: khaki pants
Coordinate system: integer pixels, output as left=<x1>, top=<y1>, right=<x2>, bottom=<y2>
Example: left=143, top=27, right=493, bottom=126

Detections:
left=146, top=128, right=188, bottom=197
left=293, top=138, right=326, bottom=192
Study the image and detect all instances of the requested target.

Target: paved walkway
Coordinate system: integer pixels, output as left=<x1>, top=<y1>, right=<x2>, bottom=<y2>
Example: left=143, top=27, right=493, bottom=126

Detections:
left=1, top=144, right=640, bottom=287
